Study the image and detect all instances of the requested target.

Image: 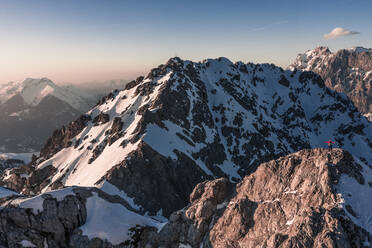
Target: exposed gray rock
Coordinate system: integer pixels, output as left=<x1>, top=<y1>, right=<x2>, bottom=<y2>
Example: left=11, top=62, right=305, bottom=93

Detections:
left=139, top=148, right=372, bottom=248
left=290, top=46, right=372, bottom=116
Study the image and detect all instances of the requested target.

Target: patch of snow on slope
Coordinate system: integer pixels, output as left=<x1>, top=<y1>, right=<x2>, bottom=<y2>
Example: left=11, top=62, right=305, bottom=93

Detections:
left=336, top=158, right=372, bottom=236
left=19, top=240, right=36, bottom=247
left=37, top=118, right=140, bottom=191
left=12, top=187, right=76, bottom=214
left=99, top=181, right=142, bottom=211
left=144, top=121, right=214, bottom=176
left=0, top=187, right=20, bottom=198
left=179, top=244, right=192, bottom=248
left=80, top=192, right=163, bottom=245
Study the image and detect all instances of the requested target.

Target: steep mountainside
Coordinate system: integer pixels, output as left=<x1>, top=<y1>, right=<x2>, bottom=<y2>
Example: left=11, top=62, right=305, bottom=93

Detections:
left=2, top=57, right=372, bottom=220
left=289, top=46, right=372, bottom=118
left=0, top=78, right=97, bottom=152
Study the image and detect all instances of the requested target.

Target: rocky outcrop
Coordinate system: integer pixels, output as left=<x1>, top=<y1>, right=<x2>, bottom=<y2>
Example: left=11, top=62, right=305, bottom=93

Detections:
left=0, top=188, right=87, bottom=248
left=290, top=46, right=372, bottom=116
left=0, top=186, right=156, bottom=248
left=40, top=114, right=92, bottom=160
left=139, top=148, right=372, bottom=248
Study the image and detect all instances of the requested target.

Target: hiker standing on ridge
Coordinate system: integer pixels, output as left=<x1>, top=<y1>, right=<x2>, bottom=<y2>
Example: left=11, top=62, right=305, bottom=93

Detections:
left=325, top=140, right=335, bottom=149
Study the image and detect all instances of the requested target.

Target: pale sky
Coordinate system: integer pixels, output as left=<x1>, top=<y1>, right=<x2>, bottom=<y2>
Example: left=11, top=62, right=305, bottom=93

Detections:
left=0, top=0, right=371, bottom=84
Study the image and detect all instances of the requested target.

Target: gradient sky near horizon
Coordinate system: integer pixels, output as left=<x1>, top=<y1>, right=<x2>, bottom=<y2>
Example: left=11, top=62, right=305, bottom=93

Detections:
left=0, top=0, right=371, bottom=84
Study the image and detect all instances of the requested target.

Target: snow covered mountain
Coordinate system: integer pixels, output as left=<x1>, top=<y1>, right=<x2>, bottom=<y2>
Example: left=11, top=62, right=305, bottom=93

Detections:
left=0, top=78, right=96, bottom=111
left=0, top=58, right=372, bottom=247
left=289, top=46, right=372, bottom=120
left=2, top=56, right=372, bottom=218
left=0, top=78, right=97, bottom=152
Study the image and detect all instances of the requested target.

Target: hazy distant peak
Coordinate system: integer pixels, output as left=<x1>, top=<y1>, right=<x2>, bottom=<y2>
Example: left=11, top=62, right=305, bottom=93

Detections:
left=0, top=77, right=96, bottom=111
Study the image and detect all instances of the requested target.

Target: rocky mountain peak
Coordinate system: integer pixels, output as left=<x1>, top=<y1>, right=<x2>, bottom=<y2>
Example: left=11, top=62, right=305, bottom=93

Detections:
left=2, top=56, right=372, bottom=218
left=313, top=46, right=331, bottom=55
left=290, top=46, right=372, bottom=116
left=138, top=148, right=372, bottom=247
left=1, top=55, right=372, bottom=246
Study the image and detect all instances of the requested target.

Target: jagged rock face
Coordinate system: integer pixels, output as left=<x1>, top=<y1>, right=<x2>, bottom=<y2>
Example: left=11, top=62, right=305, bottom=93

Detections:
left=0, top=186, right=163, bottom=248
left=2, top=57, right=372, bottom=219
left=0, top=187, right=87, bottom=248
left=290, top=46, right=372, bottom=116
left=139, top=148, right=372, bottom=248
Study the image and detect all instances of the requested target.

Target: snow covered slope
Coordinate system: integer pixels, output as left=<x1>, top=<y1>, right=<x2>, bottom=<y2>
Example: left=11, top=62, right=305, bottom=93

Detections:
left=0, top=187, right=19, bottom=198
left=290, top=46, right=372, bottom=116
left=3, top=57, right=372, bottom=217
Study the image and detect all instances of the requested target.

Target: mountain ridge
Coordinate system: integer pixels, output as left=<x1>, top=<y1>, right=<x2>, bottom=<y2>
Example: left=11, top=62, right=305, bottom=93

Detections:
left=1, top=56, right=372, bottom=247
left=2, top=56, right=372, bottom=216
left=290, top=46, right=372, bottom=117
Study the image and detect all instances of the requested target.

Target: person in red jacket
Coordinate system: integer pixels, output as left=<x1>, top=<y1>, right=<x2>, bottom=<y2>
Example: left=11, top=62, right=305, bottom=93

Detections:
left=325, top=140, right=335, bottom=149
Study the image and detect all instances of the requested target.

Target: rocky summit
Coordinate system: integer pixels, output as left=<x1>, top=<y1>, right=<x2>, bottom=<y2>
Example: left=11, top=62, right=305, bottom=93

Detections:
left=1, top=57, right=372, bottom=247
left=139, top=148, right=372, bottom=248
left=290, top=46, right=372, bottom=119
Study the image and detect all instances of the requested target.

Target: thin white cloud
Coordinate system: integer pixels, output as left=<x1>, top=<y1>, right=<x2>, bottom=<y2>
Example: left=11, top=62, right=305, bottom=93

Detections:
left=323, top=27, right=360, bottom=40
left=247, top=20, right=288, bottom=33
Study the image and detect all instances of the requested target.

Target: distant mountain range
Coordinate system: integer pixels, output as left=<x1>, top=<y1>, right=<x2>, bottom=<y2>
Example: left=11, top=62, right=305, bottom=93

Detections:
left=0, top=152, right=35, bottom=173
left=0, top=78, right=97, bottom=152
left=290, top=46, right=372, bottom=121
left=1, top=57, right=371, bottom=246
left=64, top=79, right=131, bottom=99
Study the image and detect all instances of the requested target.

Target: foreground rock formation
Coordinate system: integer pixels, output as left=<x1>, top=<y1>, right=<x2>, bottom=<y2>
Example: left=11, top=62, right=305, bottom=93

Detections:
left=0, top=148, right=371, bottom=247
left=139, top=148, right=372, bottom=248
